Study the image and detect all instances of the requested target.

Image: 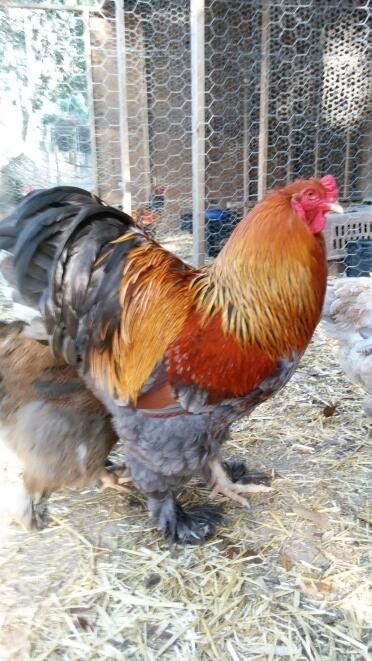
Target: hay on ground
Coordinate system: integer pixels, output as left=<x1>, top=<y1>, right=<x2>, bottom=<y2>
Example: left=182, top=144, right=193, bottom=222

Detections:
left=0, top=238, right=370, bottom=660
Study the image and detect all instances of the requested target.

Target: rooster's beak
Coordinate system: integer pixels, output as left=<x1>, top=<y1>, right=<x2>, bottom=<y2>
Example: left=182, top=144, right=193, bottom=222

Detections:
left=327, top=202, right=344, bottom=214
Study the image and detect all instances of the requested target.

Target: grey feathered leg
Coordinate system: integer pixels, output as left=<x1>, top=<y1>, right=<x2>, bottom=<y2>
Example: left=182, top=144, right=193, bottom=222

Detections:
left=14, top=482, right=49, bottom=530
left=148, top=494, right=223, bottom=543
left=124, top=453, right=223, bottom=542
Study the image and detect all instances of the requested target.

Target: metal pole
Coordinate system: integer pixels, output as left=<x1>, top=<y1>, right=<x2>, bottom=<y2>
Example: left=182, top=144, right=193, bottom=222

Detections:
left=242, top=77, right=249, bottom=215
left=5, top=3, right=90, bottom=11
left=360, top=118, right=372, bottom=202
left=115, top=0, right=131, bottom=213
left=257, top=0, right=270, bottom=201
left=7, top=2, right=107, bottom=12
left=84, top=10, right=98, bottom=193
left=286, top=91, right=293, bottom=184
left=191, top=0, right=205, bottom=266
left=343, top=126, right=351, bottom=200
left=314, top=106, right=320, bottom=178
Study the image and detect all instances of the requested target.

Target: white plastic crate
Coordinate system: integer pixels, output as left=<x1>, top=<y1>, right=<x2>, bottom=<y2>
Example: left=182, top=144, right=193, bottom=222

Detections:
left=324, top=206, right=372, bottom=261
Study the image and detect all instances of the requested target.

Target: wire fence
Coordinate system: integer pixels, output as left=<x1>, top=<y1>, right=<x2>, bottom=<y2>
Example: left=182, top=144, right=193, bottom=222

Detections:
left=0, top=0, right=371, bottom=272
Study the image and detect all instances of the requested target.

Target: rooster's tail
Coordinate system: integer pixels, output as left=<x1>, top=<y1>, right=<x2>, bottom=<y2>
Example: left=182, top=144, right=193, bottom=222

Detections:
left=0, top=186, right=134, bottom=360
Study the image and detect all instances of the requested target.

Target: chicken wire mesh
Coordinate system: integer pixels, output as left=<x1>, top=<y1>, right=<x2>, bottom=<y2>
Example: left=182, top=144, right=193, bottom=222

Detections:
left=0, top=0, right=371, bottom=271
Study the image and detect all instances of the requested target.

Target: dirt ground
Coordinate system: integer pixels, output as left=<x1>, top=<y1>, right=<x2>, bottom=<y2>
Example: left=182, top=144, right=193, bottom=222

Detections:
left=0, top=238, right=370, bottom=660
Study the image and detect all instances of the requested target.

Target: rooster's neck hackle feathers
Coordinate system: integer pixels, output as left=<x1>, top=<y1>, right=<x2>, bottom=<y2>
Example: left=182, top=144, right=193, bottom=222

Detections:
left=190, top=193, right=327, bottom=358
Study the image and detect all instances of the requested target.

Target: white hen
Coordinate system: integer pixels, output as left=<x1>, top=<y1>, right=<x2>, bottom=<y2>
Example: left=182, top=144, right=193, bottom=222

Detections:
left=322, top=277, right=372, bottom=416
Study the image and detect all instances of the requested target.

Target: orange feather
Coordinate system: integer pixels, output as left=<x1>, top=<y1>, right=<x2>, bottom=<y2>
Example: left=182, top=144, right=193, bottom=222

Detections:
left=166, top=311, right=277, bottom=399
left=89, top=239, right=193, bottom=402
left=89, top=179, right=328, bottom=404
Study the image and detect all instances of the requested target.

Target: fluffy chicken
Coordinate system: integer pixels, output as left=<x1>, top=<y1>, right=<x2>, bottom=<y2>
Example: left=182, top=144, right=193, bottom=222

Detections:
left=0, top=319, right=129, bottom=529
left=0, top=176, right=342, bottom=541
left=322, top=276, right=372, bottom=416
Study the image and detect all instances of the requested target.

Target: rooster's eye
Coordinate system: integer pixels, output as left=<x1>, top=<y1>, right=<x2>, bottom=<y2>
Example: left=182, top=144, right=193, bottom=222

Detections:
left=305, top=190, right=317, bottom=200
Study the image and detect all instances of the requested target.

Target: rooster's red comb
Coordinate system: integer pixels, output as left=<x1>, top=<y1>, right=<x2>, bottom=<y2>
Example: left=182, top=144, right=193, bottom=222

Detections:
left=320, top=175, right=338, bottom=202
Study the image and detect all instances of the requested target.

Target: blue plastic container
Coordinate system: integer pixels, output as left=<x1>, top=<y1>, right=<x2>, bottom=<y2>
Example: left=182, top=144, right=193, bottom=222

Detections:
left=205, top=208, right=234, bottom=257
left=179, top=208, right=240, bottom=256
left=205, top=208, right=232, bottom=223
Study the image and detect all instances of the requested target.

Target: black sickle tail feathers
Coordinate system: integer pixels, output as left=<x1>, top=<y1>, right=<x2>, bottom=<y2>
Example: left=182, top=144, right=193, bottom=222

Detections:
left=0, top=186, right=93, bottom=251
left=0, top=187, right=98, bottom=308
left=0, top=186, right=136, bottom=363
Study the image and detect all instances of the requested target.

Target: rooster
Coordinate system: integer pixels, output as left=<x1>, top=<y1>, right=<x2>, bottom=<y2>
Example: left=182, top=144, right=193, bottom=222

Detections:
left=322, top=277, right=372, bottom=416
left=0, top=176, right=342, bottom=542
left=0, top=320, right=130, bottom=529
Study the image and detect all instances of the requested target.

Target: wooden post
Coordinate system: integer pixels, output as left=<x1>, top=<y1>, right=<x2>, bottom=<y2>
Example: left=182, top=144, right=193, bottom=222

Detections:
left=191, top=0, right=205, bottom=266
left=115, top=0, right=131, bottom=213
left=257, top=0, right=270, bottom=201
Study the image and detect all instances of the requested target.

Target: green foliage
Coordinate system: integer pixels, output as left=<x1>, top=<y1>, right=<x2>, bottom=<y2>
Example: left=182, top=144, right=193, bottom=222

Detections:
left=4, top=168, right=24, bottom=201
left=0, top=6, right=88, bottom=135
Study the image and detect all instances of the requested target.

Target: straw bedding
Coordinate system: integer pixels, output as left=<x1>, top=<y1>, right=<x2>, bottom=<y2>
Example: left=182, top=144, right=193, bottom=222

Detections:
left=0, top=235, right=370, bottom=660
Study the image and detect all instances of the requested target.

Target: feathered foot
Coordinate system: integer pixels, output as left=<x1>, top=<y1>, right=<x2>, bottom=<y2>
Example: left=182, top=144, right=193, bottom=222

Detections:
left=222, top=459, right=272, bottom=486
left=98, top=461, right=132, bottom=494
left=148, top=495, right=224, bottom=543
left=14, top=485, right=49, bottom=530
left=208, top=458, right=273, bottom=508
